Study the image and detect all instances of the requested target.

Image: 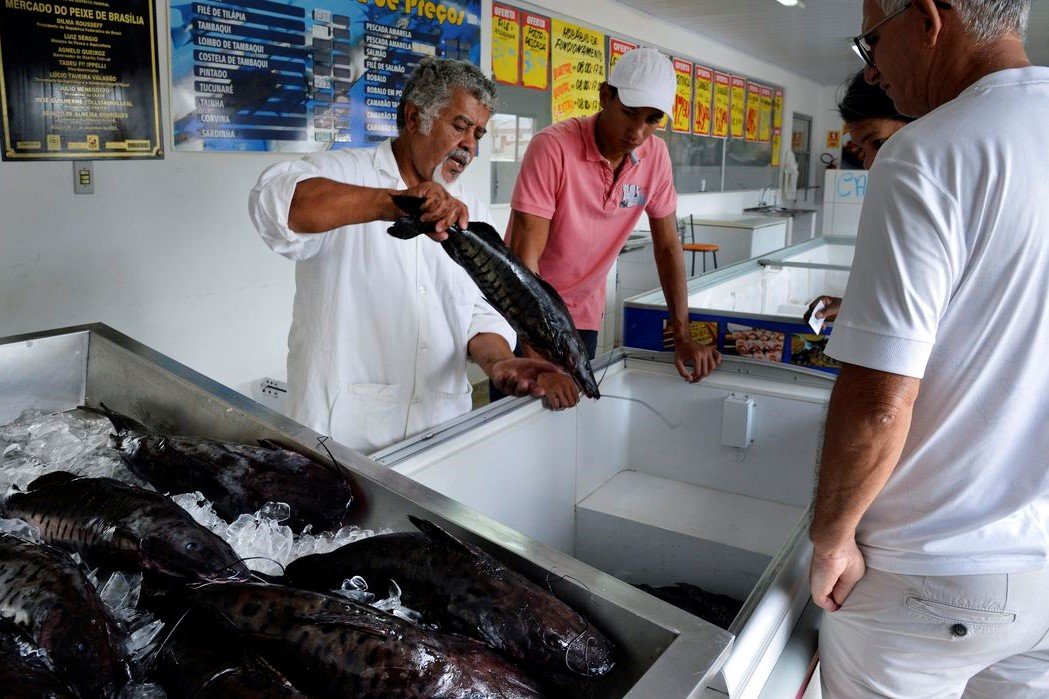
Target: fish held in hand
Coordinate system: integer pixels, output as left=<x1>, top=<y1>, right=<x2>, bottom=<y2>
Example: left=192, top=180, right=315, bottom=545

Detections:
left=388, top=194, right=600, bottom=399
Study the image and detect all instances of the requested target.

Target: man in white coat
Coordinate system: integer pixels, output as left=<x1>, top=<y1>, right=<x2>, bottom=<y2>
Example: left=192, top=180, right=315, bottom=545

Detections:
left=250, top=58, right=560, bottom=453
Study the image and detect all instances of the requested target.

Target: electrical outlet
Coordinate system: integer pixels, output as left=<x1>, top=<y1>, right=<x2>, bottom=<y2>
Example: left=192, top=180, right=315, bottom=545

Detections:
left=73, top=162, right=94, bottom=194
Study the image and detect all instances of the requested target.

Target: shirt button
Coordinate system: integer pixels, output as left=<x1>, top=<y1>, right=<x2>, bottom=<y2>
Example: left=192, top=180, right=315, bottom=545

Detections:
left=418, top=286, right=426, bottom=294
left=950, top=623, right=968, bottom=637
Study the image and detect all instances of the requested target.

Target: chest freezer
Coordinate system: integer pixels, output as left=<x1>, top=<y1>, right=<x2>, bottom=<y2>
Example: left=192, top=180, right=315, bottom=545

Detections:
left=2, top=325, right=749, bottom=699
left=685, top=215, right=789, bottom=269
left=624, top=237, right=855, bottom=374
left=373, top=352, right=833, bottom=698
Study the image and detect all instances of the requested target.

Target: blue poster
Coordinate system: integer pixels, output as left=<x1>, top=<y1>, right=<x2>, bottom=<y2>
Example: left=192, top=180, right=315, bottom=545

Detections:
left=170, top=0, right=481, bottom=151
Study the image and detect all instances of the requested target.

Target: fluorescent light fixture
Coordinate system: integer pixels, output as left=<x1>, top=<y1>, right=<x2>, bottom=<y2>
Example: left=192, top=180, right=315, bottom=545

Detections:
left=776, top=0, right=799, bottom=5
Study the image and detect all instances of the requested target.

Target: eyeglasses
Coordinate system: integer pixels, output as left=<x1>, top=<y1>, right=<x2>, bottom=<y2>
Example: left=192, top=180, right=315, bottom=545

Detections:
left=851, top=1, right=952, bottom=68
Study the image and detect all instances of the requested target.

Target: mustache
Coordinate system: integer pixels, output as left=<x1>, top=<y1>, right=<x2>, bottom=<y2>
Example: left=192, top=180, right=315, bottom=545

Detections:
left=446, top=147, right=472, bottom=166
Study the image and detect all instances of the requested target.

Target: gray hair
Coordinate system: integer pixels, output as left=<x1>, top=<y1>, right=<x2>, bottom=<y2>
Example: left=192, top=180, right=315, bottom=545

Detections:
left=878, top=0, right=1030, bottom=43
left=396, top=58, right=497, bottom=135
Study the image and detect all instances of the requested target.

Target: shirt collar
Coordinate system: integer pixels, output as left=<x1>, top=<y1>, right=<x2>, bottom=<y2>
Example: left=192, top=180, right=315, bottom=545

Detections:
left=581, top=113, right=642, bottom=166
left=375, top=138, right=403, bottom=185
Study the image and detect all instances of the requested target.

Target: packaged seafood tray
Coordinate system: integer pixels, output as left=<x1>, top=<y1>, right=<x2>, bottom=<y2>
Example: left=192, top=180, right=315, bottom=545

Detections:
left=623, top=236, right=856, bottom=374
left=0, top=323, right=738, bottom=698
left=374, top=350, right=834, bottom=698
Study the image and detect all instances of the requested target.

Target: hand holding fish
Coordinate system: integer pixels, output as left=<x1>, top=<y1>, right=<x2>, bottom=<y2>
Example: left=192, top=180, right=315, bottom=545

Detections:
left=675, top=338, right=722, bottom=383
left=396, top=182, right=469, bottom=239
left=489, top=357, right=564, bottom=400
left=534, top=370, right=580, bottom=410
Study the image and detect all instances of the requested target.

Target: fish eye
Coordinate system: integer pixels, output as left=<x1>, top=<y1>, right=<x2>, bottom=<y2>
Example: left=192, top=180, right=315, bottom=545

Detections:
left=184, top=541, right=199, bottom=551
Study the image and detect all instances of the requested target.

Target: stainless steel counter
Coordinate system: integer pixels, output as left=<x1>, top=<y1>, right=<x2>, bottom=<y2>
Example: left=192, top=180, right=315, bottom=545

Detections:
left=0, top=324, right=734, bottom=698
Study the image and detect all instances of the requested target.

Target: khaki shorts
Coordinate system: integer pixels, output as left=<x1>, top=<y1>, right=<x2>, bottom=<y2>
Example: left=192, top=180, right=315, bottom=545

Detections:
left=820, top=565, right=1049, bottom=698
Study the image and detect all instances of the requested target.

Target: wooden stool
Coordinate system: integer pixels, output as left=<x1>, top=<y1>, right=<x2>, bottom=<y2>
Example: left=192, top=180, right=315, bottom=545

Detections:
left=682, top=243, right=719, bottom=275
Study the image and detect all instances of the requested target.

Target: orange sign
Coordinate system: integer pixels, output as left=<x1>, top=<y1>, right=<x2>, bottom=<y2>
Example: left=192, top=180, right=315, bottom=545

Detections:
left=693, top=65, right=712, bottom=136
left=826, top=130, right=841, bottom=148
left=672, top=58, right=692, bottom=134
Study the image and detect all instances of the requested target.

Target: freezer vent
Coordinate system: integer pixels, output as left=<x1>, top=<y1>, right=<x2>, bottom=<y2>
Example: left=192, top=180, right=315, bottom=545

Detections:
left=720, top=394, right=755, bottom=448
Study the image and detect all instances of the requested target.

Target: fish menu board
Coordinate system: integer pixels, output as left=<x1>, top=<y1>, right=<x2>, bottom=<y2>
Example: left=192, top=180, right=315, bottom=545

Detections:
left=0, top=0, right=162, bottom=160
left=170, top=0, right=480, bottom=151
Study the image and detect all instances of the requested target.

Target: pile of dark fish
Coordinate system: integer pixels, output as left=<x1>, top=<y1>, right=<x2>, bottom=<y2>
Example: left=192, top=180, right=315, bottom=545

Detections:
left=388, top=194, right=601, bottom=399
left=0, top=407, right=616, bottom=698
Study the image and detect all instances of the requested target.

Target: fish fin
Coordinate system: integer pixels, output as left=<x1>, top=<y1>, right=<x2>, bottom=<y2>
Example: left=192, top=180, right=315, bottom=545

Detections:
left=387, top=218, right=427, bottom=240
left=26, top=470, right=79, bottom=491
left=391, top=194, right=425, bottom=218
left=298, top=609, right=393, bottom=638
left=92, top=402, right=151, bottom=435
left=407, top=515, right=473, bottom=553
left=462, top=220, right=508, bottom=250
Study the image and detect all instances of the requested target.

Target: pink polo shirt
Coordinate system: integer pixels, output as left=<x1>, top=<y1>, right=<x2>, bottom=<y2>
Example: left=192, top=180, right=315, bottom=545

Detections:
left=509, top=114, right=677, bottom=330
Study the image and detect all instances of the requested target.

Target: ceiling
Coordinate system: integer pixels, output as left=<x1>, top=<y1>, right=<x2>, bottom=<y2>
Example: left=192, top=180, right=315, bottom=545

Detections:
left=610, top=0, right=1049, bottom=87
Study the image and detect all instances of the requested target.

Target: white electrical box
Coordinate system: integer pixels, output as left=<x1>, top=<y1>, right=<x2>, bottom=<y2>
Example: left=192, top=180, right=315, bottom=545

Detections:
left=721, top=394, right=755, bottom=448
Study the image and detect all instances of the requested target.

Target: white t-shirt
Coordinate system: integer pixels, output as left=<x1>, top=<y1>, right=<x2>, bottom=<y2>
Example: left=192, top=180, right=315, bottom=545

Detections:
left=826, top=67, right=1049, bottom=576
left=249, top=140, right=514, bottom=453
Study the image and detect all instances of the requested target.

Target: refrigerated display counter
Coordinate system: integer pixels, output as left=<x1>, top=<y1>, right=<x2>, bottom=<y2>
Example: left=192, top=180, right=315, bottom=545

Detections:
left=1, top=324, right=743, bottom=698
left=374, top=351, right=832, bottom=698
left=623, top=237, right=856, bottom=374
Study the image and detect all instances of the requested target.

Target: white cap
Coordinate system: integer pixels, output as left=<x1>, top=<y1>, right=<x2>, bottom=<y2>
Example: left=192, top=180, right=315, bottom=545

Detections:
left=608, top=47, right=675, bottom=116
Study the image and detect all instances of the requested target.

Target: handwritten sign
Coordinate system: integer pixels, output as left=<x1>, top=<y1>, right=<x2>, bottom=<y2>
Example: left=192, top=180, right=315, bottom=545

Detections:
left=672, top=57, right=692, bottom=134
left=521, top=12, right=549, bottom=90
left=758, top=84, right=773, bottom=142
left=492, top=4, right=520, bottom=85
left=712, top=71, right=730, bottom=138
left=608, top=37, right=637, bottom=76
left=551, top=19, right=605, bottom=122
left=730, top=75, right=746, bottom=139
left=693, top=65, right=712, bottom=136
left=745, top=81, right=761, bottom=141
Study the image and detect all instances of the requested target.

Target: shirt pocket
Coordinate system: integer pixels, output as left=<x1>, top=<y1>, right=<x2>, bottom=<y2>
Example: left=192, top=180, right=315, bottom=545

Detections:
left=328, top=382, right=402, bottom=453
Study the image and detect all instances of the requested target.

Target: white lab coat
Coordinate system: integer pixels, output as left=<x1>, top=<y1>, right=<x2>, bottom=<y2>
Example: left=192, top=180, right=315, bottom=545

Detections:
left=249, top=140, right=514, bottom=453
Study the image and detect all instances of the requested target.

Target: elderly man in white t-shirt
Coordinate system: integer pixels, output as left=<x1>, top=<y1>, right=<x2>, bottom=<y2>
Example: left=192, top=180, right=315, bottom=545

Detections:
left=250, top=59, right=560, bottom=453
left=809, top=1, right=1049, bottom=696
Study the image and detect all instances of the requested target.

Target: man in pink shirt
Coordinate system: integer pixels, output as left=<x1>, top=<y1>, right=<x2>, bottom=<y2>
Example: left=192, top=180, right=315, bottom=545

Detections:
left=507, top=47, right=721, bottom=409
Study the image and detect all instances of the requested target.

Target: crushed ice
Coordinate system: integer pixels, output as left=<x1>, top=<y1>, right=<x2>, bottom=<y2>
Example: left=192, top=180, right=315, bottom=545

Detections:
left=2, top=408, right=420, bottom=627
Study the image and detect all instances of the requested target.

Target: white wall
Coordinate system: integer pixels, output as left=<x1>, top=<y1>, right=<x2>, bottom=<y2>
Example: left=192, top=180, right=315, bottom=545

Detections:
left=0, top=0, right=832, bottom=398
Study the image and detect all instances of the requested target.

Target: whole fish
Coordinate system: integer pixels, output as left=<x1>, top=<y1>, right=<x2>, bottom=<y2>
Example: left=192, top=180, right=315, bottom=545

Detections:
left=99, top=407, right=355, bottom=533
left=0, top=533, right=129, bottom=698
left=185, top=582, right=544, bottom=699
left=388, top=194, right=600, bottom=399
left=155, top=620, right=307, bottom=699
left=0, top=628, right=77, bottom=699
left=2, top=472, right=249, bottom=582
left=283, top=516, right=615, bottom=678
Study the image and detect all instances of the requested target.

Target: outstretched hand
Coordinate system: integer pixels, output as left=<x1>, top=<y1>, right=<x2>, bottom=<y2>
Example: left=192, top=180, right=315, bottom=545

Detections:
left=805, top=295, right=842, bottom=324
left=490, top=358, right=579, bottom=408
left=675, top=339, right=722, bottom=383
